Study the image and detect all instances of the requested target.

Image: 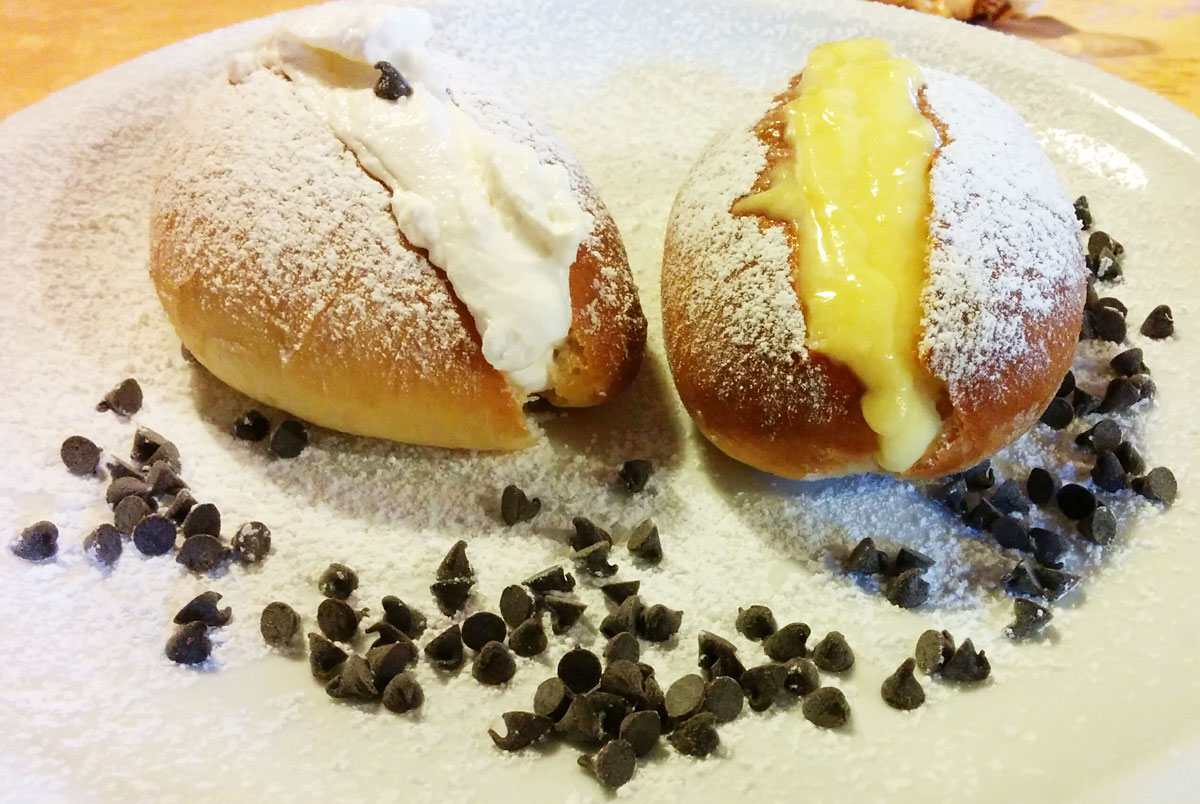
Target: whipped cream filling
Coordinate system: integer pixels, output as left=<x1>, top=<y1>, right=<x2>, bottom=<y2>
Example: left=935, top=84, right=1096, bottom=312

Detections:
left=230, top=4, right=592, bottom=394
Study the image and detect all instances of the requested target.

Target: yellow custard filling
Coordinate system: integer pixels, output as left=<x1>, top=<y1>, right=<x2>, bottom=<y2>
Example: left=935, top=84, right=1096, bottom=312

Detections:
left=734, top=38, right=942, bottom=473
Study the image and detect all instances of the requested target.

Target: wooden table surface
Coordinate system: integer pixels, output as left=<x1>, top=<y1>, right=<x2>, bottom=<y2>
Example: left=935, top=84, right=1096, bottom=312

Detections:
left=2, top=0, right=1199, bottom=120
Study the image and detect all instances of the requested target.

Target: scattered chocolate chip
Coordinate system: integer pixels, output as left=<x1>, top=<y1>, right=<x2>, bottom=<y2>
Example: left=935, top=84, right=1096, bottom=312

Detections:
left=113, top=494, right=151, bottom=535
left=885, top=569, right=929, bottom=609
left=600, top=580, right=640, bottom=605
left=534, top=677, right=574, bottom=721
left=83, top=523, right=121, bottom=565
left=915, top=629, right=955, bottom=674
left=1131, top=373, right=1157, bottom=401
left=782, top=657, right=820, bottom=697
left=763, top=622, right=810, bottom=662
left=500, top=584, right=535, bottom=628
left=231, top=521, right=271, bottom=563
left=1056, top=371, right=1076, bottom=398
left=308, top=633, right=348, bottom=680
left=436, top=539, right=473, bottom=580
left=1037, top=565, right=1080, bottom=602
left=462, top=611, right=507, bottom=651
left=1040, top=397, right=1074, bottom=430
left=740, top=663, right=786, bottom=711
left=601, top=660, right=647, bottom=707
left=130, top=427, right=169, bottom=464
left=523, top=564, right=575, bottom=594
left=106, top=476, right=152, bottom=509
left=927, top=476, right=968, bottom=515
left=626, top=519, right=663, bottom=563
left=559, top=647, right=603, bottom=694
left=604, top=632, right=640, bottom=665
left=802, top=687, right=850, bottom=728
left=1003, top=560, right=1045, bottom=599
left=164, top=489, right=195, bottom=525
left=430, top=578, right=473, bottom=616
left=620, top=710, right=661, bottom=756
left=424, top=624, right=465, bottom=671
left=326, top=654, right=379, bottom=701
left=132, top=514, right=176, bottom=556
left=639, top=603, right=683, bottom=642
left=269, top=419, right=308, bottom=459
left=812, top=632, right=854, bottom=673
left=963, top=494, right=1001, bottom=532
left=580, top=738, right=637, bottom=789
left=364, top=621, right=411, bottom=649
left=499, top=484, right=541, bottom=526
left=993, top=515, right=1033, bottom=552
left=1092, top=306, right=1127, bottom=343
left=1133, top=467, right=1177, bottom=505
left=1077, top=419, right=1122, bottom=453
left=1111, top=348, right=1146, bottom=377
left=881, top=658, right=925, bottom=711
left=145, top=442, right=181, bottom=475
left=844, top=536, right=886, bottom=574
left=1141, top=305, right=1174, bottom=339
left=698, top=630, right=746, bottom=681
left=260, top=602, right=301, bottom=648
left=11, top=520, right=58, bottom=561
left=1057, top=483, right=1098, bottom=520
left=556, top=695, right=605, bottom=743
left=317, top=598, right=362, bottom=642
left=60, top=435, right=101, bottom=476
left=989, top=479, right=1031, bottom=515
left=508, top=615, right=549, bottom=657
left=373, top=60, right=413, bottom=100
left=1026, top=468, right=1060, bottom=508
left=366, top=642, right=417, bottom=690
left=1098, top=377, right=1142, bottom=413
left=177, top=534, right=229, bottom=573
left=98, top=378, right=142, bottom=416
left=574, top=540, right=618, bottom=577
left=318, top=562, right=359, bottom=599
left=543, top=592, right=587, bottom=635
left=105, top=456, right=143, bottom=481
left=165, top=621, right=210, bottom=665
left=618, top=459, right=652, bottom=493
left=586, top=690, right=631, bottom=738
left=1092, top=451, right=1128, bottom=492
left=1031, top=528, right=1069, bottom=569
left=181, top=502, right=220, bottom=538
left=569, top=517, right=611, bottom=552
left=669, top=712, right=720, bottom=756
left=1114, top=441, right=1146, bottom=476
left=472, top=641, right=516, bottom=685
left=145, top=462, right=186, bottom=497
left=893, top=546, right=935, bottom=575
left=1088, top=229, right=1124, bottom=258
left=963, top=461, right=995, bottom=490
left=735, top=605, right=777, bottom=641
left=1072, top=388, right=1101, bottom=416
left=663, top=673, right=706, bottom=722
left=381, top=672, right=424, bottom=713
left=1005, top=599, right=1053, bottom=640
left=1074, top=195, right=1092, bottom=228
left=490, top=711, right=553, bottom=751
left=381, top=596, right=426, bottom=640
left=233, top=410, right=270, bottom=442
left=174, top=591, right=231, bottom=627
left=600, top=594, right=643, bottom=639
left=941, top=638, right=990, bottom=683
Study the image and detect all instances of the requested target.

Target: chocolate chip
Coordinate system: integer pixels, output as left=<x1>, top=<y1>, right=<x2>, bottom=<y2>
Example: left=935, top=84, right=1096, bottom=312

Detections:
left=963, top=461, right=995, bottom=490
left=308, top=633, right=348, bottom=680
left=783, top=657, right=820, bottom=697
left=620, top=710, right=661, bottom=756
left=638, top=603, right=683, bottom=643
left=993, top=515, right=1033, bottom=552
left=844, top=537, right=886, bottom=574
left=1114, top=441, right=1146, bottom=476
left=83, top=523, right=121, bottom=565
left=113, top=494, right=151, bottom=535
left=1141, top=305, right=1174, bottom=339
left=436, top=539, right=473, bottom=580
left=174, top=591, right=231, bottom=628
left=1111, top=348, right=1146, bottom=377
left=424, top=624, right=465, bottom=671
left=430, top=578, right=473, bottom=616
left=269, top=419, right=308, bottom=459
left=523, top=564, right=575, bottom=594
left=98, top=378, right=142, bottom=416
left=669, top=712, right=720, bottom=756
left=318, top=562, right=359, bottom=599
left=60, top=435, right=101, bottom=476
left=556, top=694, right=605, bottom=743
left=1026, top=468, right=1060, bottom=507
left=618, top=459, right=652, bottom=493
left=543, top=592, right=587, bottom=635
left=941, top=638, right=990, bottom=683
left=317, top=598, right=362, bottom=642
left=373, top=61, right=413, bottom=100
left=601, top=660, right=647, bottom=707
left=177, top=534, right=229, bottom=573
left=881, top=658, right=925, bottom=711
left=627, top=519, right=662, bottom=563
left=165, top=622, right=211, bottom=665
left=132, top=514, right=176, bottom=556
left=600, top=594, right=643, bottom=638
left=145, top=462, right=186, bottom=497
left=569, top=517, right=611, bottom=552
left=1092, top=306, right=1126, bottom=343
left=1072, top=388, right=1101, bottom=416
left=740, top=663, right=786, bottom=712
left=1092, top=451, right=1128, bottom=492
left=989, top=479, right=1031, bottom=515
left=886, top=569, right=929, bottom=609
left=812, top=632, right=854, bottom=673
left=1133, top=467, right=1177, bottom=505
left=106, top=476, right=152, bottom=508
left=1076, top=419, right=1122, bottom=453
left=462, top=611, right=507, bottom=651
left=499, top=484, right=541, bottom=526
left=105, top=456, right=144, bottom=481
left=693, top=677, right=742, bottom=726
left=763, top=622, right=810, bottom=662
left=231, top=521, right=271, bottom=563
left=604, top=632, right=640, bottom=665
left=663, top=673, right=706, bottom=722
left=11, top=520, right=57, bottom=562
left=963, top=494, right=1001, bottom=532
left=1040, top=397, right=1074, bottom=430
left=232, top=410, right=270, bottom=442
left=893, top=546, right=935, bottom=575
left=698, top=630, right=746, bottom=680
left=130, top=426, right=169, bottom=464
left=1098, top=377, right=1141, bottom=413
left=499, top=584, right=535, bottom=628
left=164, top=489, right=195, bottom=525
left=1031, top=528, right=1069, bottom=568
left=1032, top=563, right=1083, bottom=601
left=490, top=711, right=553, bottom=751
left=1005, top=599, right=1053, bottom=640
left=364, top=620, right=410, bottom=649
left=381, top=672, right=424, bottom=713
left=367, top=642, right=417, bottom=690
left=472, top=641, right=516, bottom=685
left=260, top=602, right=301, bottom=647
left=181, top=502, right=220, bottom=538
left=1074, top=195, right=1092, bottom=228
left=381, top=596, right=426, bottom=639
left=508, top=615, right=548, bottom=657
left=735, top=605, right=777, bottom=641
left=802, top=687, right=850, bottom=728
left=1003, top=560, right=1044, bottom=599
left=326, top=654, right=379, bottom=701
left=1057, top=484, right=1097, bottom=520
left=574, top=540, right=618, bottom=577
left=534, top=677, right=574, bottom=721
left=915, top=629, right=955, bottom=674
left=580, top=738, right=637, bottom=789
left=600, top=580, right=640, bottom=605
left=1088, top=229, right=1124, bottom=258
left=1056, top=371, right=1076, bottom=398
left=1131, top=373, right=1156, bottom=401
left=559, top=647, right=602, bottom=694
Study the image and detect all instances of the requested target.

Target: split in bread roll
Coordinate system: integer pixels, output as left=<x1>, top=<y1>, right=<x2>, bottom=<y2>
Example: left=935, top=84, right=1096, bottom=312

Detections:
left=150, top=4, right=645, bottom=451
left=662, top=39, right=1086, bottom=480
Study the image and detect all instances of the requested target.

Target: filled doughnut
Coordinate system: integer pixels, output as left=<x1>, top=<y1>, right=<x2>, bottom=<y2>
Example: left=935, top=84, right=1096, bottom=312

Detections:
left=150, top=4, right=645, bottom=451
left=662, top=38, right=1086, bottom=480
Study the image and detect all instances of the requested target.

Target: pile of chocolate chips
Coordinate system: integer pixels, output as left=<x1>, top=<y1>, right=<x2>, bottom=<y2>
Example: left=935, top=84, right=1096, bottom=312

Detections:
left=843, top=538, right=935, bottom=609
left=879, top=628, right=992, bottom=711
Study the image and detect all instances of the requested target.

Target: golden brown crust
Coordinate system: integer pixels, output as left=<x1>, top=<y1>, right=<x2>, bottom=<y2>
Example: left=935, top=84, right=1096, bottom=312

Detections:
left=662, top=74, right=1085, bottom=480
left=149, top=71, right=643, bottom=451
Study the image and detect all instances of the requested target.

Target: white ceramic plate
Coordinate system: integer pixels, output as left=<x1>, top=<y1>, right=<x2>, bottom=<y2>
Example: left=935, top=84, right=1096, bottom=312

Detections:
left=3, top=1, right=1200, bottom=801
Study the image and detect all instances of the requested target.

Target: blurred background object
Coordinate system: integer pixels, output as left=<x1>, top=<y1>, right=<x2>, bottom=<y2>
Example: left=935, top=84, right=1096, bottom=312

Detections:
left=870, top=0, right=1045, bottom=23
